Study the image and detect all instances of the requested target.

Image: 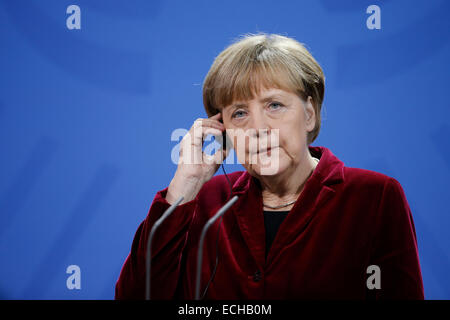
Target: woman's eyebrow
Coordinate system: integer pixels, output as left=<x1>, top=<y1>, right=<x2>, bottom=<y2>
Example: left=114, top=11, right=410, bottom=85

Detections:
left=259, top=94, right=285, bottom=103
left=230, top=103, right=247, bottom=109
left=231, top=94, right=286, bottom=108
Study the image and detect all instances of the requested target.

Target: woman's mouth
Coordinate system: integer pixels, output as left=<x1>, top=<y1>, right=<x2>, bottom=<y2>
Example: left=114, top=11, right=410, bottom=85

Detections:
left=259, top=146, right=277, bottom=155
left=247, top=145, right=279, bottom=156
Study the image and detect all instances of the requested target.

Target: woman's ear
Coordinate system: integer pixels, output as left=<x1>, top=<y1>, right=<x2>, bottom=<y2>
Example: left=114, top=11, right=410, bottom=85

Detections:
left=304, top=96, right=316, bottom=132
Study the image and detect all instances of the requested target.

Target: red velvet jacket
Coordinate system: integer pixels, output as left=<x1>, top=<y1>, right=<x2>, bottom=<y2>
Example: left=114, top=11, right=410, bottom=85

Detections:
left=115, top=146, right=424, bottom=299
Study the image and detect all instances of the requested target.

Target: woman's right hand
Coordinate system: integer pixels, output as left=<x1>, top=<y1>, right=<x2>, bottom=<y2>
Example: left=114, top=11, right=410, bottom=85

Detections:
left=166, top=113, right=228, bottom=205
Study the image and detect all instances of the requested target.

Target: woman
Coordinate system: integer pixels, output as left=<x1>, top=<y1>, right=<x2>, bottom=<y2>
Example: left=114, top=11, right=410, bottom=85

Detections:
left=115, top=33, right=424, bottom=299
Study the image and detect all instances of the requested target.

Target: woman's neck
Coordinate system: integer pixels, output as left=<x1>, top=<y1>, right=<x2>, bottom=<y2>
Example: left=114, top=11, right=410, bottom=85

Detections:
left=258, top=149, right=318, bottom=209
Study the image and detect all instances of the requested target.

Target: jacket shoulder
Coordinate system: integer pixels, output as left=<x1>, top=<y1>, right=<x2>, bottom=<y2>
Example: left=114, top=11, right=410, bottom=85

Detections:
left=197, top=170, right=246, bottom=201
left=343, top=166, right=400, bottom=191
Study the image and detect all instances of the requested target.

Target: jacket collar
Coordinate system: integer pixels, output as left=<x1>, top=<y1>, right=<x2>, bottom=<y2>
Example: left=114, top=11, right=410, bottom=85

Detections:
left=230, top=145, right=345, bottom=194
left=226, top=145, right=345, bottom=269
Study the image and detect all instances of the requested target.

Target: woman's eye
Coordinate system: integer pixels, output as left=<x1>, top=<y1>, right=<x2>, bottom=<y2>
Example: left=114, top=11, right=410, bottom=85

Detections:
left=232, top=110, right=246, bottom=118
left=269, top=102, right=283, bottom=110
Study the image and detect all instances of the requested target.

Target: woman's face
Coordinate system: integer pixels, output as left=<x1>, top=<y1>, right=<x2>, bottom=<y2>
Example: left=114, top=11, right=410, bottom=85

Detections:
left=221, top=87, right=316, bottom=177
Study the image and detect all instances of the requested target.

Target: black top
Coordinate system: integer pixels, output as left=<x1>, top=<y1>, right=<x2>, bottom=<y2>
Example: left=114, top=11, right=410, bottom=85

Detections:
left=263, top=210, right=290, bottom=260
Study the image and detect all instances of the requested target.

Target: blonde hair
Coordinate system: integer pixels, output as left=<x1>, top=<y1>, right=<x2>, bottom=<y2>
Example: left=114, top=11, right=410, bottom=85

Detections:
left=202, top=32, right=325, bottom=144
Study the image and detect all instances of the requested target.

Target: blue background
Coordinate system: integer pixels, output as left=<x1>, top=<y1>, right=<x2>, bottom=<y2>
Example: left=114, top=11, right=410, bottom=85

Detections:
left=0, top=0, right=449, bottom=299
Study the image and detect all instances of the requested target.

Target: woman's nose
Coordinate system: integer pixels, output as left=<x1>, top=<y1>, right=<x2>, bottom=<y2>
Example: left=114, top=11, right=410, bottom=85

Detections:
left=248, top=112, right=270, bottom=137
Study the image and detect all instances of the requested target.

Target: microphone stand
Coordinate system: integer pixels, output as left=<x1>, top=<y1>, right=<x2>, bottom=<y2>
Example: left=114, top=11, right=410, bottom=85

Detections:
left=195, top=195, right=239, bottom=300
left=145, top=196, right=184, bottom=300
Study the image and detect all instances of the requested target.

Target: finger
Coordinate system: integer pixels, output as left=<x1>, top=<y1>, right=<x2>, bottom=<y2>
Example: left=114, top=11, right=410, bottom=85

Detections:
left=209, top=129, right=231, bottom=166
left=201, top=127, right=225, bottom=166
left=211, top=146, right=227, bottom=165
left=183, top=126, right=223, bottom=165
left=209, top=112, right=222, bottom=120
left=208, top=113, right=224, bottom=126
left=183, top=116, right=224, bottom=165
left=204, top=149, right=223, bottom=166
left=203, top=127, right=223, bottom=139
left=189, top=120, right=221, bottom=145
left=222, top=140, right=231, bottom=159
left=195, top=118, right=224, bottom=130
left=203, top=140, right=226, bottom=166
left=186, top=125, right=223, bottom=147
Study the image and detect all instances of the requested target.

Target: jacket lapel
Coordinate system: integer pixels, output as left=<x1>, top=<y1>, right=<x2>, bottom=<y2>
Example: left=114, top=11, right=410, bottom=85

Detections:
left=229, top=171, right=266, bottom=269
left=228, top=146, right=345, bottom=270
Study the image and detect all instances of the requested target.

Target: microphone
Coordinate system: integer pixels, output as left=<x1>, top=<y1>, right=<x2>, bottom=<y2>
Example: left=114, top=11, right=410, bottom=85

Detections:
left=145, top=195, right=184, bottom=300
left=195, top=195, right=239, bottom=300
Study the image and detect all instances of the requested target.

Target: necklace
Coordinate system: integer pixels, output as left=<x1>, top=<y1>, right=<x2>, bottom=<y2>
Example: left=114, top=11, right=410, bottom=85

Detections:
left=262, top=157, right=319, bottom=210
left=263, top=199, right=297, bottom=209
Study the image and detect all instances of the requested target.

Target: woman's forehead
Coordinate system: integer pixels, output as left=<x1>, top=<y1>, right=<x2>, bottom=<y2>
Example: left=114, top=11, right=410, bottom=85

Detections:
left=226, top=87, right=293, bottom=107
